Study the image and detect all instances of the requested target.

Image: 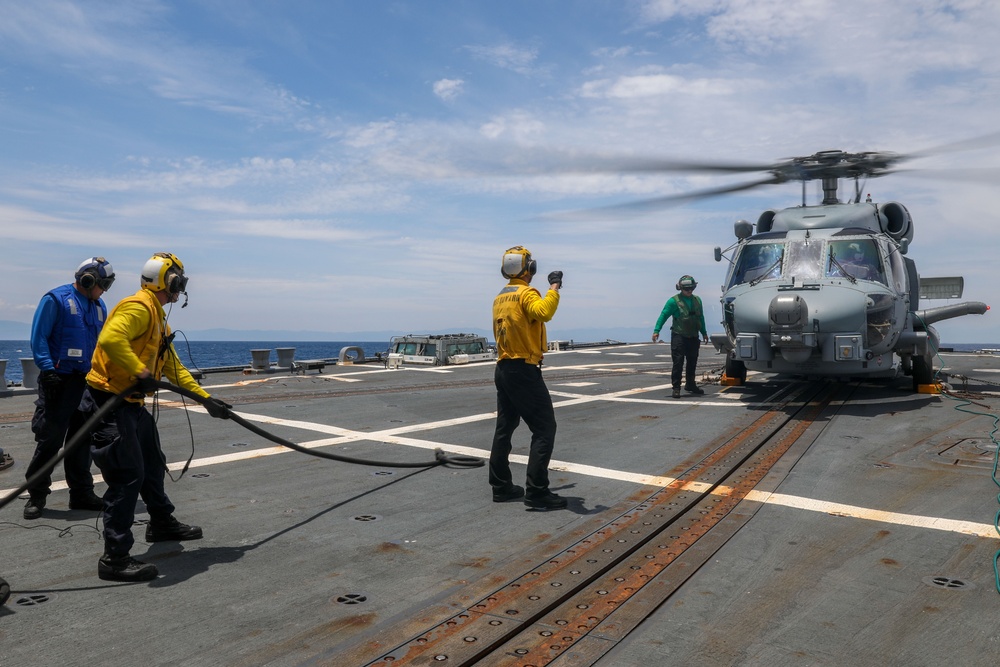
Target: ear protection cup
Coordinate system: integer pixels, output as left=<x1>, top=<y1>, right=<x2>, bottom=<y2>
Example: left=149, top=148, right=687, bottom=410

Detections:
left=165, top=271, right=188, bottom=295
left=75, top=257, right=115, bottom=291
left=527, top=259, right=537, bottom=276
left=142, top=253, right=186, bottom=293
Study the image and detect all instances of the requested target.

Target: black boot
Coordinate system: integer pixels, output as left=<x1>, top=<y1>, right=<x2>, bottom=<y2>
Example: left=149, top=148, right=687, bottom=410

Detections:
left=69, top=491, right=105, bottom=511
left=98, top=554, right=158, bottom=582
left=145, top=515, right=203, bottom=542
left=524, top=492, right=569, bottom=510
left=23, top=497, right=45, bottom=520
left=492, top=484, right=525, bottom=502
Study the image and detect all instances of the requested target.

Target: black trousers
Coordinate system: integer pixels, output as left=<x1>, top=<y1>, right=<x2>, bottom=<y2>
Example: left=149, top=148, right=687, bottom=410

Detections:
left=89, top=390, right=175, bottom=557
left=490, top=359, right=557, bottom=497
left=25, top=373, right=96, bottom=499
left=671, top=333, right=701, bottom=389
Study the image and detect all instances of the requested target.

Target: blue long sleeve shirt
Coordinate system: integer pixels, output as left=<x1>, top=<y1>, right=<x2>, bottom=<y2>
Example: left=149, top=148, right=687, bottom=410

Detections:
left=30, top=285, right=106, bottom=373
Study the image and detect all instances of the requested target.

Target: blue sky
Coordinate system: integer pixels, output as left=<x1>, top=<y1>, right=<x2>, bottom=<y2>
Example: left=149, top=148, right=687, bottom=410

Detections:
left=1, top=0, right=998, bottom=342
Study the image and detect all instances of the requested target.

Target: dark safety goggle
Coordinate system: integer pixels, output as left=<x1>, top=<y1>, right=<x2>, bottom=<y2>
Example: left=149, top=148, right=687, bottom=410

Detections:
left=96, top=276, right=115, bottom=291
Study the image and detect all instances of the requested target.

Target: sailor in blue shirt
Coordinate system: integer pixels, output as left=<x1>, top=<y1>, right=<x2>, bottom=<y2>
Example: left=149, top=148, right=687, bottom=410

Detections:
left=23, top=258, right=115, bottom=520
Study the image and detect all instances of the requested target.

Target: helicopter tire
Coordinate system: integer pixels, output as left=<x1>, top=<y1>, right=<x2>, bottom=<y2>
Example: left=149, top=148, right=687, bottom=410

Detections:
left=724, top=357, right=747, bottom=385
left=0, top=576, right=10, bottom=606
left=911, top=354, right=934, bottom=391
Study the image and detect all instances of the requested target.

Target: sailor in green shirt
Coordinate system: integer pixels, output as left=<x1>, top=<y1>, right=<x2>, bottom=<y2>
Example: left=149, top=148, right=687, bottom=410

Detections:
left=652, top=275, right=709, bottom=398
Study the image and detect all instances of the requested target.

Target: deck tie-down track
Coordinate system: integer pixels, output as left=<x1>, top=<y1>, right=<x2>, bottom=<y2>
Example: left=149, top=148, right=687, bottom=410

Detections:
left=332, top=381, right=847, bottom=667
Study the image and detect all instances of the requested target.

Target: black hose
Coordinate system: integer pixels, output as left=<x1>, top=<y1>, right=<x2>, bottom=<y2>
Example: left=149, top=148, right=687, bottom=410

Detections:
left=0, top=382, right=129, bottom=512
left=0, top=378, right=483, bottom=512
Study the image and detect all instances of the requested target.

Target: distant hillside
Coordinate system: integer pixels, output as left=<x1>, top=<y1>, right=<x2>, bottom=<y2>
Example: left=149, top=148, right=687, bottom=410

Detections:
left=0, top=320, right=30, bottom=340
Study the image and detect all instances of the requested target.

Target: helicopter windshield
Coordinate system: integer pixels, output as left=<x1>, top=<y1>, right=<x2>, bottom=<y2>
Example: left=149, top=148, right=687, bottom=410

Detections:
left=783, top=239, right=824, bottom=281
left=729, top=236, right=891, bottom=288
left=729, top=242, right=785, bottom=287
left=826, top=238, right=885, bottom=284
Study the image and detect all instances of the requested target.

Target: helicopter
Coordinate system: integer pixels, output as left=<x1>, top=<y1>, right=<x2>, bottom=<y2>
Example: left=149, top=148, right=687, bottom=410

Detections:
left=516, top=140, right=992, bottom=391
left=702, top=148, right=990, bottom=391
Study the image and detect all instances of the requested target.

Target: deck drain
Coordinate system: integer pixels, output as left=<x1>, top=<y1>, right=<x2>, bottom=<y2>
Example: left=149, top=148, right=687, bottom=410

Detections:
left=15, top=593, right=53, bottom=608
left=229, top=442, right=249, bottom=448
left=922, top=576, right=974, bottom=590
left=372, top=470, right=395, bottom=477
left=191, top=473, right=211, bottom=478
left=353, top=514, right=381, bottom=522
left=336, top=593, right=368, bottom=605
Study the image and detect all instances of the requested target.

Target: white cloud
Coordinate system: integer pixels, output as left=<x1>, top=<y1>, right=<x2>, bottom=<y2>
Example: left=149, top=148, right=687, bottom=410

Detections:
left=465, top=42, right=540, bottom=74
left=433, top=78, right=465, bottom=101
left=579, top=72, right=741, bottom=98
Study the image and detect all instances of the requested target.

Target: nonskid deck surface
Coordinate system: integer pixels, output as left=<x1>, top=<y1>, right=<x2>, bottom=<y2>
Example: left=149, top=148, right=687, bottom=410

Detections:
left=1, top=344, right=998, bottom=666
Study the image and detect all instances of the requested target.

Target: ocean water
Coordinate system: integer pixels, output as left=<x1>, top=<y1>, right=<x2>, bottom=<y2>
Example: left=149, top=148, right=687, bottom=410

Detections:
left=0, top=340, right=389, bottom=385
left=2, top=339, right=996, bottom=387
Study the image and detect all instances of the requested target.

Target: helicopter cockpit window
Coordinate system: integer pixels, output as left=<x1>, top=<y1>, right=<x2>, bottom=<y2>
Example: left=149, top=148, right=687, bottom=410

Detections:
left=785, top=239, right=824, bottom=281
left=826, top=238, right=885, bottom=283
left=730, top=242, right=784, bottom=287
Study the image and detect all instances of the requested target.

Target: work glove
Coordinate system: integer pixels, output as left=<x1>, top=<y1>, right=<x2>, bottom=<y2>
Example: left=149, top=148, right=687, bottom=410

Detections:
left=134, top=375, right=160, bottom=394
left=38, top=369, right=64, bottom=400
left=547, top=270, right=563, bottom=289
left=204, top=397, right=233, bottom=420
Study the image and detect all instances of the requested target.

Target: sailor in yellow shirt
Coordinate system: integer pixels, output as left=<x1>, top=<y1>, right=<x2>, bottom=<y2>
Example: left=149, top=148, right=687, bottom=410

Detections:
left=490, top=246, right=568, bottom=510
left=87, top=253, right=231, bottom=582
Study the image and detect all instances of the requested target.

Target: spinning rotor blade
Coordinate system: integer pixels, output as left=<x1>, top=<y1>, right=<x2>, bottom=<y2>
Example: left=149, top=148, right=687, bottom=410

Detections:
left=539, top=175, right=784, bottom=220
left=562, top=156, right=782, bottom=175
left=902, top=131, right=1000, bottom=161
left=515, top=130, right=1000, bottom=217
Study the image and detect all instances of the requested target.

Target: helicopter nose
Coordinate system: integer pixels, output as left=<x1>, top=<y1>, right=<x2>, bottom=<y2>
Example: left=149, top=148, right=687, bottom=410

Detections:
left=769, top=294, right=814, bottom=363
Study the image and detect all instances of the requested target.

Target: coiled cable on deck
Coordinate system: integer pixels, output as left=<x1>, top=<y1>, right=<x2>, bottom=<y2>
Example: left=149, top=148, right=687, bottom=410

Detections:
left=0, top=378, right=483, bottom=513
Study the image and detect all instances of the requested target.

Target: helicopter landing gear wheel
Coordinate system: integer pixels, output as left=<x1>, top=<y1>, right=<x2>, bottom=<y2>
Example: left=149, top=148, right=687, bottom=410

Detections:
left=0, top=577, right=10, bottom=606
left=723, top=357, right=747, bottom=386
left=912, top=353, right=934, bottom=391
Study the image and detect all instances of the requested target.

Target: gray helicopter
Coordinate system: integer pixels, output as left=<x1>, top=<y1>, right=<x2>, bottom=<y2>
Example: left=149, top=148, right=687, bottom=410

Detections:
left=699, top=149, right=989, bottom=391
left=490, top=136, right=992, bottom=390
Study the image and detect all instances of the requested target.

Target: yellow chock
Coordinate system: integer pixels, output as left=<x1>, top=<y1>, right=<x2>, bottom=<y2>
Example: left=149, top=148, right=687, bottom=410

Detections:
left=720, top=374, right=744, bottom=387
left=916, top=383, right=943, bottom=394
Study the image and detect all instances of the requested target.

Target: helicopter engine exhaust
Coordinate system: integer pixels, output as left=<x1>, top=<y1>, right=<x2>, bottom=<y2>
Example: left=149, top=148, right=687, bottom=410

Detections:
left=879, top=201, right=913, bottom=246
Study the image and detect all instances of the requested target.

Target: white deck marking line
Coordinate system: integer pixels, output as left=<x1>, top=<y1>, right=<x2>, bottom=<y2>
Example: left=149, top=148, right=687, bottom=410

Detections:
left=7, top=379, right=986, bottom=539
left=545, top=362, right=666, bottom=371
left=8, top=431, right=993, bottom=539
left=741, top=490, right=999, bottom=539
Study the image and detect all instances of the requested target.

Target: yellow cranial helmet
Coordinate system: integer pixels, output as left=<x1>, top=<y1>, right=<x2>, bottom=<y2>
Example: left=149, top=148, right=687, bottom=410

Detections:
left=501, top=246, right=537, bottom=279
left=141, top=252, right=188, bottom=294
